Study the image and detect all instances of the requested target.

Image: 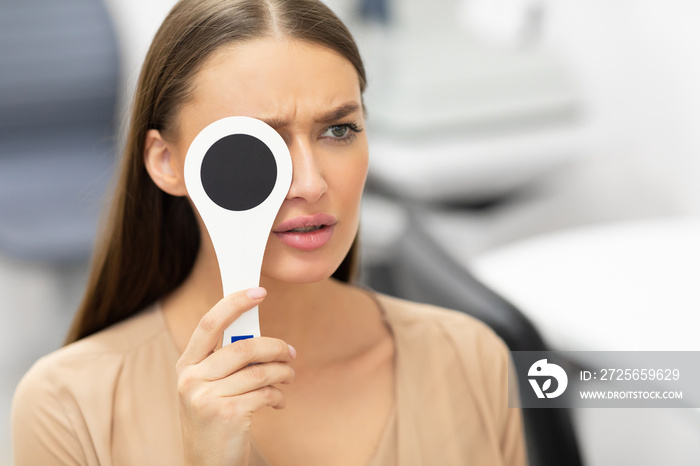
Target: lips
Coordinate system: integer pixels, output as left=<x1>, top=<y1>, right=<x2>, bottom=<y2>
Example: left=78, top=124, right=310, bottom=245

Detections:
left=273, top=213, right=337, bottom=250
left=273, top=214, right=337, bottom=233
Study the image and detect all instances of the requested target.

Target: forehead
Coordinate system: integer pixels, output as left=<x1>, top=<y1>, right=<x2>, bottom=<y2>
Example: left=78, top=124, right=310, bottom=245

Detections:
left=177, top=38, right=362, bottom=139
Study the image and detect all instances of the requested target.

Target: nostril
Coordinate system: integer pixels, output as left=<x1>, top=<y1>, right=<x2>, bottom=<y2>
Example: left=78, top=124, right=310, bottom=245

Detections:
left=287, top=167, right=327, bottom=202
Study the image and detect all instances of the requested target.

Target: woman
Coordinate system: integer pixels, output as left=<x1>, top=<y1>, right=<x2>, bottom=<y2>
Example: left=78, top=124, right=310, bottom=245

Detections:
left=12, top=0, right=527, bottom=464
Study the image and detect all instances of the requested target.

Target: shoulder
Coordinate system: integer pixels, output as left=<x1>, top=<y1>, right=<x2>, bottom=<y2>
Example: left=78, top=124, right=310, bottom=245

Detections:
left=19, top=306, right=167, bottom=383
left=15, top=304, right=171, bottom=399
left=373, top=292, right=512, bottom=417
left=11, top=305, right=175, bottom=462
left=374, top=292, right=509, bottom=360
left=373, top=293, right=527, bottom=465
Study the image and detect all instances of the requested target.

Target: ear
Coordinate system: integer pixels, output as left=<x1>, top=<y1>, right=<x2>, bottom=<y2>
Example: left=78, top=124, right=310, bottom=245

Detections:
left=144, top=129, right=188, bottom=196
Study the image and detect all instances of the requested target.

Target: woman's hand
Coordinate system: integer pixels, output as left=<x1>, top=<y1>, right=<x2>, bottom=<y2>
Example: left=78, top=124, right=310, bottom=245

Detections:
left=176, top=287, right=296, bottom=466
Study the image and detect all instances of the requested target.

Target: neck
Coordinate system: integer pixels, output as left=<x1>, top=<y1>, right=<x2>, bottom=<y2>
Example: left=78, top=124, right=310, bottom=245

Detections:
left=162, top=239, right=359, bottom=363
left=258, top=275, right=348, bottom=359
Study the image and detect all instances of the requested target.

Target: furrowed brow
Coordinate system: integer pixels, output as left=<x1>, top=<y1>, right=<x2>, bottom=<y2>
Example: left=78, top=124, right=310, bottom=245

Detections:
left=259, top=116, right=289, bottom=130
left=258, top=102, right=361, bottom=130
left=315, top=103, right=361, bottom=124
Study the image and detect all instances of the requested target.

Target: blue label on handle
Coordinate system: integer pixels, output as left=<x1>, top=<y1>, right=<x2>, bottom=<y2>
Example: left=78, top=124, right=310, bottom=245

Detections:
left=231, top=335, right=254, bottom=344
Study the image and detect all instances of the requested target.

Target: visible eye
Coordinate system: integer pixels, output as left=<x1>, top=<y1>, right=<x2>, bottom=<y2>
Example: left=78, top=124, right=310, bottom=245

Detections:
left=327, top=125, right=350, bottom=138
left=320, top=122, right=363, bottom=144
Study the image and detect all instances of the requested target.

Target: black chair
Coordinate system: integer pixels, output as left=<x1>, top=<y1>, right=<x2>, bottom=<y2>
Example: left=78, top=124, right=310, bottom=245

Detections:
left=0, top=0, right=120, bottom=262
left=364, top=211, right=583, bottom=466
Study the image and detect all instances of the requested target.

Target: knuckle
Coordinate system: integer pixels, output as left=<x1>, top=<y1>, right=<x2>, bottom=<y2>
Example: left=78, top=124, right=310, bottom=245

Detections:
left=220, top=401, right=238, bottom=420
left=177, top=369, right=197, bottom=395
left=232, top=339, right=255, bottom=361
left=246, top=363, right=267, bottom=384
left=189, top=386, right=211, bottom=411
left=276, top=339, right=289, bottom=355
left=261, top=385, right=274, bottom=403
left=226, top=398, right=252, bottom=420
left=286, top=365, right=296, bottom=381
left=264, top=385, right=280, bottom=403
left=223, top=292, right=244, bottom=311
left=198, top=312, right=219, bottom=333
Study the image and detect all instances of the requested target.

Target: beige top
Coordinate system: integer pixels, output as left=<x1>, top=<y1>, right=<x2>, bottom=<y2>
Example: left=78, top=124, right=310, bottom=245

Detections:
left=12, top=292, right=527, bottom=465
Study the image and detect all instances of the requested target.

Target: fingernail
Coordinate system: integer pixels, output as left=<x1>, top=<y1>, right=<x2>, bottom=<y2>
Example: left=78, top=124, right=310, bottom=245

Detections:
left=246, top=287, right=267, bottom=299
left=288, top=344, right=297, bottom=360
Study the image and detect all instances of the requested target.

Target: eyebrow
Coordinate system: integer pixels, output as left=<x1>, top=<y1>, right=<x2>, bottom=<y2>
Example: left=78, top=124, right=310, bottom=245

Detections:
left=315, top=102, right=362, bottom=124
left=259, top=102, right=362, bottom=130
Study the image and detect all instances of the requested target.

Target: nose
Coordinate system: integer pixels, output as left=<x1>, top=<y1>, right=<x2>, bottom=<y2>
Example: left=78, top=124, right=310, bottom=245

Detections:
left=285, top=136, right=327, bottom=203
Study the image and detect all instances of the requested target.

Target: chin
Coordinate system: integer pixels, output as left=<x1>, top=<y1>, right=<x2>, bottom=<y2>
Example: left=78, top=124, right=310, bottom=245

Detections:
left=261, top=253, right=346, bottom=285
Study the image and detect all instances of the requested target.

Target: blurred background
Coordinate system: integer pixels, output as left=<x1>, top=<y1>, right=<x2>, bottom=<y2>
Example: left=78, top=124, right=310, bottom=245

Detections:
left=2, top=0, right=700, bottom=464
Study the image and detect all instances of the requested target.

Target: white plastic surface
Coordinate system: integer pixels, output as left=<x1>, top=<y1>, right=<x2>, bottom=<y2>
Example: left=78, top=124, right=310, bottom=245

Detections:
left=470, top=217, right=700, bottom=353
left=184, top=117, right=292, bottom=346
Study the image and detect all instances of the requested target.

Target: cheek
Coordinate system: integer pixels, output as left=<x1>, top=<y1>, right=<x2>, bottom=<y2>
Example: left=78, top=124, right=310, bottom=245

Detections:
left=330, top=151, right=368, bottom=206
left=259, top=150, right=367, bottom=282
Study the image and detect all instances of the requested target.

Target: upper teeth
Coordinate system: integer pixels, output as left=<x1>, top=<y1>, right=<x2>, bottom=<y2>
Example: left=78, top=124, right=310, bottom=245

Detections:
left=289, top=225, right=323, bottom=233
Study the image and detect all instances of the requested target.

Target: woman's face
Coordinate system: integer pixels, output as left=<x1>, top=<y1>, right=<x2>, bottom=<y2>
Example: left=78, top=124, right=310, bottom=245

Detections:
left=167, top=38, right=368, bottom=284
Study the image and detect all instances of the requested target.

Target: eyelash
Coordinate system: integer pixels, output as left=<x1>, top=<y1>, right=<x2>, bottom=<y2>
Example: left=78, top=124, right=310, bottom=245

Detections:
left=322, top=121, right=364, bottom=144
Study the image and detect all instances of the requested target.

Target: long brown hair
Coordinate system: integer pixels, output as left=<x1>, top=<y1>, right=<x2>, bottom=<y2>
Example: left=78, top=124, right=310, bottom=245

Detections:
left=65, top=0, right=367, bottom=344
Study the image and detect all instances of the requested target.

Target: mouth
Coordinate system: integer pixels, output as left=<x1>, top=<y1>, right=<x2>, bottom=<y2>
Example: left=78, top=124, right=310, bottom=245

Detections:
left=272, top=214, right=337, bottom=250
left=273, top=213, right=337, bottom=233
left=284, top=224, right=326, bottom=233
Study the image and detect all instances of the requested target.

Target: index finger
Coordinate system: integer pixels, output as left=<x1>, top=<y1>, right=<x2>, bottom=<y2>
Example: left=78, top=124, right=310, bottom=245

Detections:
left=177, top=287, right=266, bottom=367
